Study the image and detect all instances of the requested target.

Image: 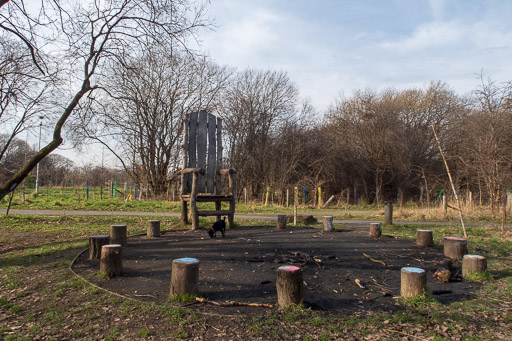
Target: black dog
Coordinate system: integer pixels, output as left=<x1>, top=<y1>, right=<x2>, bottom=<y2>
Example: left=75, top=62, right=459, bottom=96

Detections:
left=208, top=217, right=226, bottom=238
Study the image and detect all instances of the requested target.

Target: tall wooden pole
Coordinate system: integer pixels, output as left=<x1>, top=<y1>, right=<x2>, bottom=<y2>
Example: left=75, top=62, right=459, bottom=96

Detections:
left=431, top=125, right=467, bottom=238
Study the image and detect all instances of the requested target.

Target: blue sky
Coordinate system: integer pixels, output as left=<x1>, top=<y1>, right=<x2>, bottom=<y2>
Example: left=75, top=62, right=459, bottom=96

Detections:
left=198, top=0, right=512, bottom=112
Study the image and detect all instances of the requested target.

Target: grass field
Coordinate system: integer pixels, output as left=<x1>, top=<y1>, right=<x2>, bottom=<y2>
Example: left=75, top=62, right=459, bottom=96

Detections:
left=0, top=203, right=511, bottom=339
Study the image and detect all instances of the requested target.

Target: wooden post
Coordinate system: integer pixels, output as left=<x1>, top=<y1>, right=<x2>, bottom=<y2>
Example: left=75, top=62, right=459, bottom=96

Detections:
left=276, top=265, right=303, bottom=308
left=317, top=187, right=322, bottom=208
left=462, top=255, right=487, bottom=277
left=265, top=186, right=270, bottom=206
left=322, top=216, right=334, bottom=232
left=89, top=235, right=109, bottom=260
left=401, top=267, right=426, bottom=298
left=190, top=171, right=199, bottom=230
left=416, top=229, right=433, bottom=247
left=369, top=223, right=382, bottom=238
left=100, top=244, right=123, bottom=278
left=228, top=170, right=236, bottom=228
left=286, top=188, right=289, bottom=207
left=443, top=237, right=468, bottom=260
left=169, top=257, right=199, bottom=297
left=110, top=224, right=127, bottom=246
left=147, top=220, right=160, bottom=237
left=294, top=186, right=298, bottom=226
left=277, top=215, right=287, bottom=229
left=384, top=202, right=393, bottom=225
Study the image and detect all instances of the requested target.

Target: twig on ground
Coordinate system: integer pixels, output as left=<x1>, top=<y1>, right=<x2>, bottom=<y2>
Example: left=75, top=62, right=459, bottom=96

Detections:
left=363, top=253, right=386, bottom=266
left=195, top=297, right=273, bottom=308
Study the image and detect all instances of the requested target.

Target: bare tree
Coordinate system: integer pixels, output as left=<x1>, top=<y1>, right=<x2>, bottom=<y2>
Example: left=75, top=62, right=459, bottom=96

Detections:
left=72, top=45, right=230, bottom=196
left=219, top=68, right=299, bottom=198
left=0, top=0, right=210, bottom=200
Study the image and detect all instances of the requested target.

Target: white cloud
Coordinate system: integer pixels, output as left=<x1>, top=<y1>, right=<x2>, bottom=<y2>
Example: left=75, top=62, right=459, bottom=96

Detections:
left=380, top=20, right=464, bottom=51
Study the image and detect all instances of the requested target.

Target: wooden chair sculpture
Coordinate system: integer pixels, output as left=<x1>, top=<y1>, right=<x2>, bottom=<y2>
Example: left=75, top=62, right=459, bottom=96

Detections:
left=180, top=110, right=236, bottom=230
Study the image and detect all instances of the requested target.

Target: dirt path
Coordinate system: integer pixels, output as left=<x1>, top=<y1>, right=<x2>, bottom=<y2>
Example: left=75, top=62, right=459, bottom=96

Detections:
left=5, top=208, right=511, bottom=227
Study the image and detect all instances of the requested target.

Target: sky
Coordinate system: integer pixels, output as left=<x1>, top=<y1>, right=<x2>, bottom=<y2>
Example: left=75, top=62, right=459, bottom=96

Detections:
left=56, top=0, right=512, bottom=165
left=196, top=0, right=512, bottom=112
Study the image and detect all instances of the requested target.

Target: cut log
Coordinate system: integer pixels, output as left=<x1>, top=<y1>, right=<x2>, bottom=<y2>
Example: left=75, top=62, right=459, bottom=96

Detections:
left=287, top=214, right=315, bottom=224
left=276, top=265, right=303, bottom=308
left=169, top=257, right=200, bottom=297
left=462, top=255, right=487, bottom=277
left=369, top=223, right=382, bottom=238
left=401, top=267, right=426, bottom=298
left=110, top=224, right=127, bottom=246
left=416, top=229, right=433, bottom=247
left=276, top=215, right=287, bottom=229
left=443, top=237, right=467, bottom=260
left=147, top=220, right=160, bottom=237
left=322, top=216, right=334, bottom=232
left=89, top=235, right=109, bottom=260
left=100, top=244, right=123, bottom=278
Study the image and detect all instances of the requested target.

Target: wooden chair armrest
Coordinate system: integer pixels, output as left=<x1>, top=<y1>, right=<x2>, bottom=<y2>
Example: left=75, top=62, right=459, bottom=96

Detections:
left=219, top=168, right=237, bottom=175
left=182, top=168, right=205, bottom=175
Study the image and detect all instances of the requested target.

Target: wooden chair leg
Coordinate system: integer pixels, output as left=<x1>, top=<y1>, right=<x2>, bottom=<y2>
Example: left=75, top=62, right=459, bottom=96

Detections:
left=181, top=200, right=188, bottom=226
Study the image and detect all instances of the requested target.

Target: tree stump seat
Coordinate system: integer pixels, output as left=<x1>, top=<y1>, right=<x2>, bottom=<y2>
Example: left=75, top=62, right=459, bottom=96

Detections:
left=169, top=257, right=200, bottom=298
left=462, top=255, right=487, bottom=277
left=110, top=224, right=127, bottom=246
left=100, top=244, right=123, bottom=278
left=369, top=223, right=382, bottom=237
left=277, top=215, right=287, bottom=229
left=147, top=220, right=160, bottom=237
left=322, top=216, right=334, bottom=232
left=443, top=237, right=467, bottom=260
left=89, top=235, right=109, bottom=260
left=276, top=265, right=303, bottom=308
left=401, top=267, right=426, bottom=298
left=416, top=229, right=433, bottom=247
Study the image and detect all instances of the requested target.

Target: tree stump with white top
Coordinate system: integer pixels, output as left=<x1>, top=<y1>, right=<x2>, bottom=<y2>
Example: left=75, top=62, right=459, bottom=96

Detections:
left=401, top=267, right=426, bottom=298
left=276, top=265, right=303, bottom=308
left=169, top=258, right=200, bottom=297
left=147, top=220, right=160, bottom=237
left=416, top=229, right=433, bottom=247
left=89, top=235, right=109, bottom=260
left=100, top=244, right=123, bottom=278
left=110, top=224, right=127, bottom=246
left=462, top=255, right=487, bottom=277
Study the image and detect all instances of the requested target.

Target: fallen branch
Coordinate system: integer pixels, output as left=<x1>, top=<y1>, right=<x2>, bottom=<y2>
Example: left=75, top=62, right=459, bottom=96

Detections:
left=378, top=252, right=425, bottom=264
left=363, top=253, right=386, bottom=266
left=195, top=297, right=273, bottom=308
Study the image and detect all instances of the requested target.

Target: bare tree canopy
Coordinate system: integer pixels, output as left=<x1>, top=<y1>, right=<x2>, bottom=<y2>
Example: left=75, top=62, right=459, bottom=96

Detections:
left=0, top=0, right=211, bottom=200
left=72, top=44, right=230, bottom=196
